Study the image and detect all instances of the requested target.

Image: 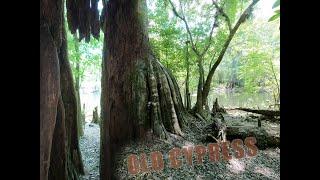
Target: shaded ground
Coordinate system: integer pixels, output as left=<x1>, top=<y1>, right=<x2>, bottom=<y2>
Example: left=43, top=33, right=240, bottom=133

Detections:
left=79, top=123, right=100, bottom=180
left=79, top=110, right=280, bottom=179
left=114, top=110, right=280, bottom=179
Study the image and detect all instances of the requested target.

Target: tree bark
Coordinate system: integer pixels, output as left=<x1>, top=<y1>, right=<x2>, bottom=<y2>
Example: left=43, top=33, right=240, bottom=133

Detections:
left=40, top=22, right=61, bottom=180
left=73, top=34, right=84, bottom=137
left=92, top=106, right=99, bottom=124
left=74, top=34, right=80, bottom=92
left=58, top=24, right=84, bottom=176
left=49, top=96, right=67, bottom=180
left=100, top=0, right=187, bottom=179
left=76, top=91, right=83, bottom=137
left=49, top=22, right=85, bottom=180
left=41, top=0, right=85, bottom=179
left=195, top=57, right=205, bottom=114
left=211, top=98, right=226, bottom=115
left=184, top=41, right=191, bottom=110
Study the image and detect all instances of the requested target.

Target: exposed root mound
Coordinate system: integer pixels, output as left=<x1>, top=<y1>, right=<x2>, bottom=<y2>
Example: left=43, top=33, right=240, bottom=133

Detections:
left=132, top=56, right=188, bottom=139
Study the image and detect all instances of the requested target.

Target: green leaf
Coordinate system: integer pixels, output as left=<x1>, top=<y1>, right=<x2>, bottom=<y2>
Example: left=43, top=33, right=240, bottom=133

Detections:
left=272, top=0, right=280, bottom=9
left=268, top=13, right=280, bottom=22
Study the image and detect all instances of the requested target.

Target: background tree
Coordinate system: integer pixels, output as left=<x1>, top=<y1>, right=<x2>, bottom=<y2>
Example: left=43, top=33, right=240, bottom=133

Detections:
left=202, top=0, right=260, bottom=113
left=169, top=0, right=217, bottom=114
left=69, top=33, right=84, bottom=137
left=234, top=19, right=280, bottom=106
left=184, top=40, right=192, bottom=110
left=67, top=25, right=103, bottom=131
left=168, top=0, right=260, bottom=115
left=148, top=0, right=192, bottom=110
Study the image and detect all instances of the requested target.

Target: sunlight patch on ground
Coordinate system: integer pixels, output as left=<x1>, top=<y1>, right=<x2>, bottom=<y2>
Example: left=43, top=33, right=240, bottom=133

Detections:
left=227, top=159, right=246, bottom=174
left=182, top=141, right=195, bottom=148
left=254, top=166, right=274, bottom=178
left=265, top=148, right=280, bottom=159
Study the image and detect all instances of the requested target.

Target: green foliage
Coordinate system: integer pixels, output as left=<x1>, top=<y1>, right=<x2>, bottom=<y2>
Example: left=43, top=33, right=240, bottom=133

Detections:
left=268, top=10, right=280, bottom=22
left=272, top=0, right=280, bottom=9
left=148, top=0, right=248, bottom=93
left=234, top=19, right=279, bottom=102
left=148, top=0, right=186, bottom=78
left=239, top=52, right=270, bottom=92
left=63, top=0, right=280, bottom=109
left=224, top=0, right=239, bottom=24
left=269, top=0, right=280, bottom=22
left=66, top=29, right=103, bottom=88
left=147, top=0, right=280, bottom=106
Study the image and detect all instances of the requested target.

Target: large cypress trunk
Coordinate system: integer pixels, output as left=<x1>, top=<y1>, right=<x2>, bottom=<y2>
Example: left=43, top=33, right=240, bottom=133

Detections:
left=40, top=22, right=61, bottom=180
left=100, top=0, right=187, bottom=179
left=58, top=24, right=85, bottom=178
left=40, top=0, right=84, bottom=179
left=48, top=96, right=67, bottom=180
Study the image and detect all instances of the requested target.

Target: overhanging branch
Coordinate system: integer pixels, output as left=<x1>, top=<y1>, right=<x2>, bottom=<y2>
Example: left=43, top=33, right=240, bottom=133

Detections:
left=212, top=0, right=232, bottom=33
left=169, top=0, right=200, bottom=56
left=202, top=0, right=260, bottom=100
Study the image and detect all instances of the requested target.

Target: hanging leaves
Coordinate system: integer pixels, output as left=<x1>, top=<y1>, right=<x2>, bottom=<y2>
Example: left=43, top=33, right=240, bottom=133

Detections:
left=66, top=0, right=100, bottom=42
left=268, top=10, right=280, bottom=22
left=90, top=0, right=100, bottom=39
left=268, top=0, right=280, bottom=22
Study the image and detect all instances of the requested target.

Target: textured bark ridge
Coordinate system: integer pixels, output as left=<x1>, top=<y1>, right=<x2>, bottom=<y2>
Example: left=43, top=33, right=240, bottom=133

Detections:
left=58, top=24, right=85, bottom=178
left=100, top=0, right=187, bottom=179
left=49, top=96, right=67, bottom=180
left=40, top=0, right=84, bottom=179
left=40, top=22, right=61, bottom=180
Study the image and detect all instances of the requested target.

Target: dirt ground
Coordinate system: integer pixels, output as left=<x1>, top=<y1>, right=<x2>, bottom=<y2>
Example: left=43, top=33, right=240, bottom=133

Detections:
left=80, top=110, right=280, bottom=180
left=114, top=110, right=280, bottom=180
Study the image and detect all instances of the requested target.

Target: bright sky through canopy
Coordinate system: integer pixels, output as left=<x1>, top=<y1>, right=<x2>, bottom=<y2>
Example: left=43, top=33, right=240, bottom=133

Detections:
left=98, top=0, right=276, bottom=21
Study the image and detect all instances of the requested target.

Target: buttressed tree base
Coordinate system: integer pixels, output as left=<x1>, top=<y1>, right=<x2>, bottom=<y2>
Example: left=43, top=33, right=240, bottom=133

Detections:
left=40, top=0, right=280, bottom=179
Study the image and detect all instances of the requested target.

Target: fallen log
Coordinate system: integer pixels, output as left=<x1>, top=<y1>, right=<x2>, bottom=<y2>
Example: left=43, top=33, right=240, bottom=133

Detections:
left=204, top=124, right=279, bottom=149
left=236, top=108, right=280, bottom=117
left=259, top=115, right=280, bottom=123
left=226, top=126, right=279, bottom=149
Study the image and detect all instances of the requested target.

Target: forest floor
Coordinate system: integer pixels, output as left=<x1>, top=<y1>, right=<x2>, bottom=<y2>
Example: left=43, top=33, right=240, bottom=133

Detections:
left=79, top=110, right=280, bottom=180
left=79, top=123, right=100, bottom=180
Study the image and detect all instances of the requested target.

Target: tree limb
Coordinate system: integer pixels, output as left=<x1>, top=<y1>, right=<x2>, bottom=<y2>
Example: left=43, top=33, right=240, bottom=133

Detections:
left=212, top=0, right=232, bottom=33
left=200, top=18, right=217, bottom=56
left=169, top=0, right=218, bottom=57
left=202, top=0, right=260, bottom=101
left=169, top=0, right=200, bottom=56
